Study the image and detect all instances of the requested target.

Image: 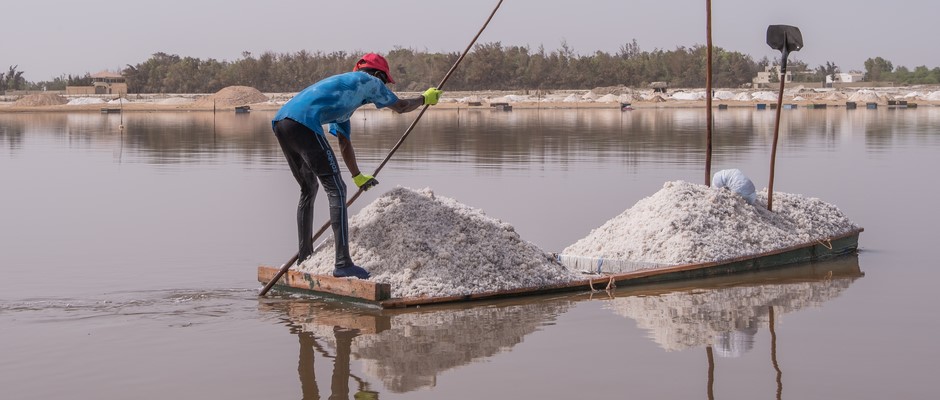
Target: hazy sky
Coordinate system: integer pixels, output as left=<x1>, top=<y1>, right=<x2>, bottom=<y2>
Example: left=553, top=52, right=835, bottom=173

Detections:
left=4, top=0, right=939, bottom=82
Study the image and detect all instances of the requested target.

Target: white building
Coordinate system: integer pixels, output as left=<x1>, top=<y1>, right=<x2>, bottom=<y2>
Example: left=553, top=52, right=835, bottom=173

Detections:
left=826, top=71, right=865, bottom=84
left=752, top=66, right=793, bottom=86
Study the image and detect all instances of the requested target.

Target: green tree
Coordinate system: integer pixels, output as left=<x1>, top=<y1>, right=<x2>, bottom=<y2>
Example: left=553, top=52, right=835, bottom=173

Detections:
left=2, top=65, right=26, bottom=91
left=814, top=61, right=840, bottom=82
left=864, top=57, right=894, bottom=82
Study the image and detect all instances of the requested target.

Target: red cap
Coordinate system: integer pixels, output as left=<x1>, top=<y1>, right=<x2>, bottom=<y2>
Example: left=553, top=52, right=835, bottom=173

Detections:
left=353, top=53, right=395, bottom=83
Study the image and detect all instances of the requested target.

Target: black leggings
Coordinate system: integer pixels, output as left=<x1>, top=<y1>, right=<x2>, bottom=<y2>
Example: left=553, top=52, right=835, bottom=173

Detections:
left=273, top=118, right=352, bottom=268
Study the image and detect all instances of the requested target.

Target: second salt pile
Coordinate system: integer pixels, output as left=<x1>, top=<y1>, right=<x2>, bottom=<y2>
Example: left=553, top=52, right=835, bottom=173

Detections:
left=563, top=181, right=860, bottom=266
left=300, top=187, right=581, bottom=298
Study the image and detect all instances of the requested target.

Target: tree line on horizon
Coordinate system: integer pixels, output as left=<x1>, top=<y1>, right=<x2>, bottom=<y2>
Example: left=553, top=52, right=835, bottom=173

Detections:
left=5, top=41, right=940, bottom=94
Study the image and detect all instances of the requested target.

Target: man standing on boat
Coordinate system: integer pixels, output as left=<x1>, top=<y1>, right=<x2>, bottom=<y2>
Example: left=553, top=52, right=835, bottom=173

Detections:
left=273, top=53, right=443, bottom=279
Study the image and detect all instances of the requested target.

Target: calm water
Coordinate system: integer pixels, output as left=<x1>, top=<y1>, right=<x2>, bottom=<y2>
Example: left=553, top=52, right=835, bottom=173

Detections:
left=1, top=106, right=938, bottom=399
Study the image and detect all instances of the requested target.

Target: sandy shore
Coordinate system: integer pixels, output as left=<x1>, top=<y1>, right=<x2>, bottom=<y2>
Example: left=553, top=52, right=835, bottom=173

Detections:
left=2, top=87, right=938, bottom=113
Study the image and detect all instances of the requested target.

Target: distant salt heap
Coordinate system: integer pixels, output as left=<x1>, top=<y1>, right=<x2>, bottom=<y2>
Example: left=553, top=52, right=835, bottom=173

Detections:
left=300, top=187, right=581, bottom=298
left=563, top=181, right=860, bottom=266
left=848, top=90, right=882, bottom=103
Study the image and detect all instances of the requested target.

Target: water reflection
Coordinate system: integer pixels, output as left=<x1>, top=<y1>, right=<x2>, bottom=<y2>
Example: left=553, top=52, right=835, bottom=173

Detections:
left=603, top=256, right=863, bottom=354
left=260, top=297, right=573, bottom=398
left=9, top=108, right=938, bottom=170
left=258, top=256, right=862, bottom=399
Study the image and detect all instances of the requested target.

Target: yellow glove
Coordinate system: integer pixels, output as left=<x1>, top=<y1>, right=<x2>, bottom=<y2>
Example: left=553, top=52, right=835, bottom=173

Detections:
left=353, top=173, right=379, bottom=191
left=423, top=87, right=442, bottom=105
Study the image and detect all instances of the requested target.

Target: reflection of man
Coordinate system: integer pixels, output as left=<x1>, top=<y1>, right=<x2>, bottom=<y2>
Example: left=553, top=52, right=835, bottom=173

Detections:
left=297, top=326, right=377, bottom=400
left=330, top=327, right=356, bottom=400
left=298, top=333, right=321, bottom=399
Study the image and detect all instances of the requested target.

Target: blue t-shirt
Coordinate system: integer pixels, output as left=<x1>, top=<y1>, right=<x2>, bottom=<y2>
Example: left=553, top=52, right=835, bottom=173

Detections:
left=272, top=71, right=399, bottom=138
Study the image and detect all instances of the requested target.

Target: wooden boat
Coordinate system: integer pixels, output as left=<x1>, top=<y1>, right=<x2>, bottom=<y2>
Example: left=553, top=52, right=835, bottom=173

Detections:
left=257, top=228, right=862, bottom=309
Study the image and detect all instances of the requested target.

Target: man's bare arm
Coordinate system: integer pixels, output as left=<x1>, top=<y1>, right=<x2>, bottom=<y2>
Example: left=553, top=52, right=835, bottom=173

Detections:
left=387, top=96, right=425, bottom=114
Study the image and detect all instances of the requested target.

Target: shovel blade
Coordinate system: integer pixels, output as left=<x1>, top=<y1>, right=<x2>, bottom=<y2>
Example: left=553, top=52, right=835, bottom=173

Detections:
left=766, top=25, right=803, bottom=53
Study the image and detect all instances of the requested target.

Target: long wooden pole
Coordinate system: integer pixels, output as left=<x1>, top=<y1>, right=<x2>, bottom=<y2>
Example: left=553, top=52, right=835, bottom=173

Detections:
left=705, top=0, right=714, bottom=186
left=768, top=52, right=788, bottom=211
left=260, top=0, right=504, bottom=296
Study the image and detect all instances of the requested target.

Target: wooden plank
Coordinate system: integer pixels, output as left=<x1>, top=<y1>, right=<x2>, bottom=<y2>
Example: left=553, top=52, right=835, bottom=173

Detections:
left=257, top=267, right=391, bottom=301
left=285, top=302, right=391, bottom=334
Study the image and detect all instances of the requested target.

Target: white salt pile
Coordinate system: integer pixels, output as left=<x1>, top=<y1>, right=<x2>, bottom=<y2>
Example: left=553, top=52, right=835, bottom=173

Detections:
left=671, top=91, right=705, bottom=101
left=848, top=90, right=882, bottom=103
left=751, top=91, right=778, bottom=102
left=67, top=97, right=105, bottom=105
left=927, top=91, right=940, bottom=101
left=563, top=181, right=860, bottom=266
left=299, top=187, right=581, bottom=298
left=156, top=97, right=194, bottom=105
left=562, top=94, right=580, bottom=102
left=713, top=91, right=735, bottom=100
left=732, top=92, right=752, bottom=101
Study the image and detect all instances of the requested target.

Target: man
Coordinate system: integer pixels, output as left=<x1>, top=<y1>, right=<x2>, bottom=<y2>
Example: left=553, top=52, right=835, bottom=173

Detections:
left=273, top=53, right=442, bottom=279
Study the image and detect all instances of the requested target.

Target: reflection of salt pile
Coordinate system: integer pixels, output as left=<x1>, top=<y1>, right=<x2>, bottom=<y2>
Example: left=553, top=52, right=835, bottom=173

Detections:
left=606, top=274, right=857, bottom=352
left=563, top=181, right=859, bottom=265
left=300, top=187, right=580, bottom=298
left=322, top=301, right=571, bottom=392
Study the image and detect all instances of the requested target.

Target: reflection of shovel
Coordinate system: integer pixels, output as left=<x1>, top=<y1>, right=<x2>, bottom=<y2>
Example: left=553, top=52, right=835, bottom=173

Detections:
left=765, top=25, right=802, bottom=211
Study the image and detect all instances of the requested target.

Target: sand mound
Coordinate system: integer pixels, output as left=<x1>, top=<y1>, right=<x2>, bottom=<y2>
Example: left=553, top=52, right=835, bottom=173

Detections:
left=592, top=85, right=633, bottom=96
left=300, top=187, right=580, bottom=298
left=823, top=91, right=848, bottom=101
left=563, top=181, right=859, bottom=266
left=198, top=86, right=267, bottom=107
left=14, top=93, right=68, bottom=106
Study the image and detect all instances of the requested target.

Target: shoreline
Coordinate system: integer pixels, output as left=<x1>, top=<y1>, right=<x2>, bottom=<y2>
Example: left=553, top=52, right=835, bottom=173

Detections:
left=2, top=86, right=939, bottom=113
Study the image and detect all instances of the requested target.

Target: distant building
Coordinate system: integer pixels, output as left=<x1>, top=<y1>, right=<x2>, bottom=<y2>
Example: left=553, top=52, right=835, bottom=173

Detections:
left=752, top=66, right=793, bottom=87
left=826, top=71, right=865, bottom=84
left=66, top=71, right=127, bottom=96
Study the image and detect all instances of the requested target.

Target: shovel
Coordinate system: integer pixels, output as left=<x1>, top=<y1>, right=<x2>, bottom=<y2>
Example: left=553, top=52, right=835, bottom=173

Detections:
left=765, top=25, right=802, bottom=211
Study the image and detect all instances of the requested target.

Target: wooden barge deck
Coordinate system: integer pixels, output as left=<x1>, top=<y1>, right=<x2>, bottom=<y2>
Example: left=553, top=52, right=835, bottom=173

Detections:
left=258, top=228, right=863, bottom=308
